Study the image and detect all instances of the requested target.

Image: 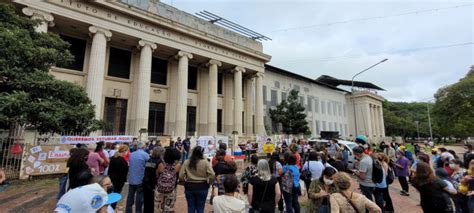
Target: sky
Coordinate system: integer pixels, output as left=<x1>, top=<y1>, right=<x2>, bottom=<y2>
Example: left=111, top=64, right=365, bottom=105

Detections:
left=161, top=0, right=473, bottom=102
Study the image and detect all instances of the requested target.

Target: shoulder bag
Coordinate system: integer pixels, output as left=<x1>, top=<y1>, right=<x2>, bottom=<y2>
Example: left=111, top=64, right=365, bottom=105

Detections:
left=254, top=178, right=269, bottom=213
left=341, top=192, right=359, bottom=213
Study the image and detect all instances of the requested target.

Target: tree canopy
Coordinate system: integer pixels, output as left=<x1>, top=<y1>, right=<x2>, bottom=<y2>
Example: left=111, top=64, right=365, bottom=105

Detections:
left=432, top=67, right=474, bottom=138
left=383, top=101, right=433, bottom=139
left=0, top=4, right=102, bottom=134
left=269, top=89, right=311, bottom=135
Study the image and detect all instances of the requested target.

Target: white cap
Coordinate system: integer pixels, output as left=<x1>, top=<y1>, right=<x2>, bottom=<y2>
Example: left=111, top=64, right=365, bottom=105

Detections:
left=55, top=183, right=108, bottom=213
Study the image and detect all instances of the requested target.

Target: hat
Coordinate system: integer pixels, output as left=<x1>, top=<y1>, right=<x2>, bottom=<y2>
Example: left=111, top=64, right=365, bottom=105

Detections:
left=355, top=135, right=367, bottom=144
left=55, top=183, right=121, bottom=213
left=431, top=148, right=438, bottom=152
left=399, top=145, right=406, bottom=151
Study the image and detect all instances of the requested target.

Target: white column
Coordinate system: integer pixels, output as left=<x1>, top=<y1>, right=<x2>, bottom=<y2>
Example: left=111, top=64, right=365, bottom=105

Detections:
left=22, top=7, right=54, bottom=33
left=133, top=40, right=157, bottom=138
left=207, top=59, right=221, bottom=136
left=255, top=73, right=265, bottom=135
left=378, top=106, right=386, bottom=137
left=372, top=105, right=377, bottom=138
left=233, top=66, right=245, bottom=135
left=175, top=51, right=193, bottom=137
left=365, top=104, right=372, bottom=138
left=245, top=76, right=254, bottom=136
left=86, top=26, right=112, bottom=119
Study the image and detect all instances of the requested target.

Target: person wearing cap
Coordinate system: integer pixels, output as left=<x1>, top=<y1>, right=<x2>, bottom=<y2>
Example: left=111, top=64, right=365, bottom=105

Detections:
left=126, top=141, right=150, bottom=213
left=351, top=146, right=375, bottom=201
left=55, top=183, right=121, bottom=213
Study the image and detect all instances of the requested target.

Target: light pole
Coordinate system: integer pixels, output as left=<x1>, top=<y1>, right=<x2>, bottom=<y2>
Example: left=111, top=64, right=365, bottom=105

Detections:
left=415, top=121, right=420, bottom=141
left=351, top=58, right=388, bottom=136
left=427, top=102, right=433, bottom=141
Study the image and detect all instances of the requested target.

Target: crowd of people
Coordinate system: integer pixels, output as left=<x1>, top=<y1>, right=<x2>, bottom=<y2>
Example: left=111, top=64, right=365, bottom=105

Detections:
left=55, top=135, right=474, bottom=213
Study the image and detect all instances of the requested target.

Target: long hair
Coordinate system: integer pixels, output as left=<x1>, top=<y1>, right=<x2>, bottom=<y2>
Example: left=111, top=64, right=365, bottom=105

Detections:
left=412, top=162, right=436, bottom=187
left=189, top=146, right=204, bottom=170
left=67, top=148, right=89, bottom=168
left=95, top=141, right=104, bottom=152
left=269, top=153, right=280, bottom=174
left=257, top=159, right=272, bottom=181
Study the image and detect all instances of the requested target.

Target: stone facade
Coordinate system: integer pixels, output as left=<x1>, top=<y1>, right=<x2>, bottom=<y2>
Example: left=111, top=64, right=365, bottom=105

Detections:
left=13, top=0, right=386, bottom=142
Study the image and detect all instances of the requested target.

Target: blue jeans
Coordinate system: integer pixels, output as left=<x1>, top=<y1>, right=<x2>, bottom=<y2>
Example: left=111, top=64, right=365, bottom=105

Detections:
left=283, top=187, right=300, bottom=213
left=359, top=184, right=375, bottom=201
left=184, top=183, right=209, bottom=213
left=57, top=175, right=68, bottom=200
left=182, top=151, right=189, bottom=162
left=126, top=184, right=144, bottom=213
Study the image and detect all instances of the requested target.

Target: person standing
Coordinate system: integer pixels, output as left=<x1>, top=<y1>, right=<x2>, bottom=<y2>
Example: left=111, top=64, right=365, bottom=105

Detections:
left=86, top=146, right=104, bottom=176
left=213, top=174, right=246, bottom=213
left=241, top=154, right=259, bottom=195
left=308, top=167, right=338, bottom=213
left=182, top=137, right=191, bottom=162
left=412, top=162, right=456, bottom=213
left=302, top=151, right=325, bottom=189
left=328, top=139, right=340, bottom=159
left=269, top=153, right=284, bottom=212
left=282, top=154, right=301, bottom=213
left=174, top=137, right=184, bottom=162
left=289, top=143, right=302, bottom=170
left=245, top=141, right=252, bottom=162
left=463, top=144, right=474, bottom=169
left=394, top=151, right=410, bottom=196
left=461, top=160, right=474, bottom=213
left=155, top=148, right=181, bottom=213
left=352, top=146, right=375, bottom=201
left=67, top=148, right=92, bottom=190
left=143, top=146, right=164, bottom=213
left=329, top=172, right=381, bottom=213
left=108, top=145, right=129, bottom=209
left=374, top=153, right=394, bottom=212
left=95, top=141, right=109, bottom=175
left=126, top=142, right=150, bottom=213
left=450, top=159, right=467, bottom=213
left=179, top=146, right=215, bottom=213
left=248, top=159, right=281, bottom=213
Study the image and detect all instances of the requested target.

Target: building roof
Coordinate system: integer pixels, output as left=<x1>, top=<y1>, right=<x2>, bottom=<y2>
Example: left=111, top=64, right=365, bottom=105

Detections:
left=316, top=75, right=385, bottom=90
left=264, top=64, right=348, bottom=93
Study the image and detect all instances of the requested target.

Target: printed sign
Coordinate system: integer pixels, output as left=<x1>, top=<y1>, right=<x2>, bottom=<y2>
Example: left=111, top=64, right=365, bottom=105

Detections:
left=23, top=144, right=73, bottom=176
left=60, top=135, right=134, bottom=144
left=263, top=143, right=275, bottom=154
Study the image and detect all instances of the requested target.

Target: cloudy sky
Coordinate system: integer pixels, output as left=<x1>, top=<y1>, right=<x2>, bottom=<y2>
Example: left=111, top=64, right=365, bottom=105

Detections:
left=161, top=0, right=473, bottom=102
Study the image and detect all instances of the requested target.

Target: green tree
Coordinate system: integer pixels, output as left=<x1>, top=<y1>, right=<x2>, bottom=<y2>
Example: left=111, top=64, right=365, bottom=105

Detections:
left=0, top=4, right=102, bottom=134
left=432, top=67, right=474, bottom=139
left=269, top=89, right=311, bottom=135
left=383, top=100, right=433, bottom=139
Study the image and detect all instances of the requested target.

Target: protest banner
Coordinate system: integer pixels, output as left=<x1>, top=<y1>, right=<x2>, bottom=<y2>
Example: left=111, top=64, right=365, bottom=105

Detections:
left=23, top=144, right=73, bottom=176
left=60, top=135, right=134, bottom=144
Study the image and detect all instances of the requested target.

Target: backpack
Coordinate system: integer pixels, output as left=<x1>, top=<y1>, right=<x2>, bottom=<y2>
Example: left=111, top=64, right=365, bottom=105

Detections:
left=281, top=166, right=294, bottom=193
left=156, top=163, right=177, bottom=193
left=386, top=166, right=395, bottom=185
left=372, top=158, right=384, bottom=184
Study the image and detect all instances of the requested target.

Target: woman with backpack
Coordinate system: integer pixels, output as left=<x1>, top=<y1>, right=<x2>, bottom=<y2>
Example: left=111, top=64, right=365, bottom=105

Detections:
left=154, top=147, right=181, bottom=213
left=308, top=167, right=338, bottom=213
left=302, top=151, right=325, bottom=190
left=373, top=153, right=394, bottom=212
left=179, top=146, right=215, bottom=213
left=282, top=154, right=301, bottom=213
left=248, top=159, right=281, bottom=213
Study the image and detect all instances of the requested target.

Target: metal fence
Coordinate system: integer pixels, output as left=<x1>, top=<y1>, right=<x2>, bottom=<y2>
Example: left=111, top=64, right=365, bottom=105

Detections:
left=0, top=137, right=25, bottom=180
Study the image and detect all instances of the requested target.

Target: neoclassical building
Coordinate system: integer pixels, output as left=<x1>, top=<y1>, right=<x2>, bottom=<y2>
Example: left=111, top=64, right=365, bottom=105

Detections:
left=11, top=0, right=386, bottom=142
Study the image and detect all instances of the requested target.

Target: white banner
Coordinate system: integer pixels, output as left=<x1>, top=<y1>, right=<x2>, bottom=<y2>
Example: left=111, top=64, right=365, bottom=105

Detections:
left=197, top=136, right=214, bottom=154
left=60, top=136, right=134, bottom=144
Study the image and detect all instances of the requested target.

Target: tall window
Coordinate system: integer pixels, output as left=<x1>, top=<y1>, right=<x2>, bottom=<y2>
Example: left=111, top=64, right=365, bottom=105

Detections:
left=188, top=66, right=198, bottom=90
left=271, top=90, right=278, bottom=106
left=186, top=106, right=197, bottom=135
left=327, top=102, right=332, bottom=115
left=218, top=73, right=223, bottom=94
left=148, top=102, right=165, bottom=136
left=321, top=101, right=326, bottom=114
left=316, top=120, right=321, bottom=134
left=281, top=92, right=287, bottom=101
left=217, top=109, right=223, bottom=132
left=59, top=35, right=86, bottom=71
left=107, top=47, right=131, bottom=79
left=263, top=85, right=267, bottom=104
left=315, top=98, right=320, bottom=113
left=322, top=121, right=327, bottom=131
left=307, top=97, right=312, bottom=111
left=104, top=98, right=128, bottom=134
left=151, top=57, right=167, bottom=85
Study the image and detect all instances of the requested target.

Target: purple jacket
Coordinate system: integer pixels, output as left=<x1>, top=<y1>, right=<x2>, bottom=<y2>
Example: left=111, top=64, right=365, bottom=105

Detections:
left=395, top=157, right=409, bottom=177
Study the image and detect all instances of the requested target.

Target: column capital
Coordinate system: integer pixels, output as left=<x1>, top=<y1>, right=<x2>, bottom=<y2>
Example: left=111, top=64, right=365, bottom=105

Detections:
left=138, top=40, right=157, bottom=51
left=176, top=51, right=193, bottom=60
left=207, top=59, right=222, bottom=67
left=254, top=72, right=264, bottom=78
left=232, top=66, right=246, bottom=73
left=22, top=7, right=54, bottom=27
left=88, top=26, right=112, bottom=40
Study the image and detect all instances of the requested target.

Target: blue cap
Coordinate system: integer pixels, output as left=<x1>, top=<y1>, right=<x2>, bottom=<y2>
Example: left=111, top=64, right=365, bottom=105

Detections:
left=105, top=193, right=122, bottom=205
left=355, top=135, right=367, bottom=144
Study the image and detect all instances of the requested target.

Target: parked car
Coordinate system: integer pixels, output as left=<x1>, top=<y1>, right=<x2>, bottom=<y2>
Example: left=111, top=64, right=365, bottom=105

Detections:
left=337, top=140, right=358, bottom=169
left=308, top=138, right=330, bottom=147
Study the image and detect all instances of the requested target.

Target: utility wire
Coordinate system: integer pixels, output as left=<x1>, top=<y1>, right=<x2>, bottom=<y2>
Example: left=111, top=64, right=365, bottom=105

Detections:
left=278, top=42, right=474, bottom=63
left=266, top=4, right=473, bottom=33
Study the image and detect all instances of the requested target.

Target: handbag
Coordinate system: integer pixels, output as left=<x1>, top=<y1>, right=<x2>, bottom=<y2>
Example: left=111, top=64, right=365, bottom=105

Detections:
left=301, top=161, right=312, bottom=182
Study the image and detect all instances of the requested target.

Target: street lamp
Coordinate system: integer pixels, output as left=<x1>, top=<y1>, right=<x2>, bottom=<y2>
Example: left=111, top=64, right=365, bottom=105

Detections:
left=415, top=121, right=420, bottom=141
left=351, top=58, right=388, bottom=136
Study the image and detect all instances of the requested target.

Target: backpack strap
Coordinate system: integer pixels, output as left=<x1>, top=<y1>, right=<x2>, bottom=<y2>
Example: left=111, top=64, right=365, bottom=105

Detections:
left=341, top=192, right=359, bottom=213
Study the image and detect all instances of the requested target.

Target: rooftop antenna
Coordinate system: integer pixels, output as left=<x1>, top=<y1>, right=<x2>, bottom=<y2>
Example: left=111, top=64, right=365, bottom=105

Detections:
left=196, top=10, right=271, bottom=41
